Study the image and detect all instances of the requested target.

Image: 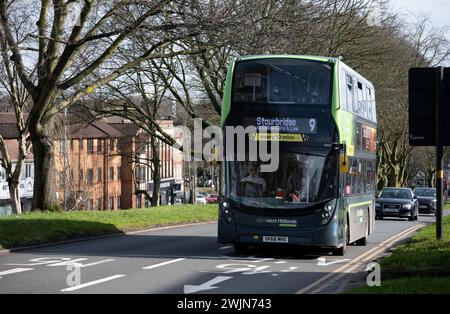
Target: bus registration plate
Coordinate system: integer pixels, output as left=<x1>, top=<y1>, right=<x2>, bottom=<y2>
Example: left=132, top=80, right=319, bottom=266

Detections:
left=263, top=236, right=289, bottom=243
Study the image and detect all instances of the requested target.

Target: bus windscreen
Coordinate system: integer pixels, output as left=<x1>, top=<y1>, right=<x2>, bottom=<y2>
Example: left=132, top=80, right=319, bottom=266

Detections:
left=233, top=59, right=332, bottom=105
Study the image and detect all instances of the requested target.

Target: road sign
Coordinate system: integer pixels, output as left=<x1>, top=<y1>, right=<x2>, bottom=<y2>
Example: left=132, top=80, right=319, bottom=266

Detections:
left=409, top=67, right=450, bottom=146
left=409, top=67, right=450, bottom=240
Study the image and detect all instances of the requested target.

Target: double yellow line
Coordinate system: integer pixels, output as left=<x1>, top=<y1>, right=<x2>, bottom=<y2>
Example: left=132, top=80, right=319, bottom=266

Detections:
left=297, top=223, right=427, bottom=294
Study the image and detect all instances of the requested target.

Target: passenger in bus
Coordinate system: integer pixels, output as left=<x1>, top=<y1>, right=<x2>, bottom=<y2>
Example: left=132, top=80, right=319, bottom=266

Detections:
left=240, top=165, right=267, bottom=197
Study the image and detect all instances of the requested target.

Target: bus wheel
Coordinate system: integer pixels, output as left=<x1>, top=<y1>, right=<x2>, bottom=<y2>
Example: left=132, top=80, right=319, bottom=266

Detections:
left=233, top=243, right=249, bottom=253
left=355, top=236, right=367, bottom=246
left=332, top=218, right=349, bottom=256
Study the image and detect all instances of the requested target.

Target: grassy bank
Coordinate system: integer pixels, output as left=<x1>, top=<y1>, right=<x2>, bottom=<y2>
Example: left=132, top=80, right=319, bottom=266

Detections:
left=347, top=214, right=450, bottom=294
left=0, top=205, right=217, bottom=250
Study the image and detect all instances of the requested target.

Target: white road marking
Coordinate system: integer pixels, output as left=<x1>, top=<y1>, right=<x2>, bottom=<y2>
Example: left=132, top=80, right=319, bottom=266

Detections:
left=274, top=261, right=288, bottom=264
left=48, top=259, right=115, bottom=268
left=281, top=267, right=298, bottom=272
left=0, top=268, right=33, bottom=278
left=184, top=276, right=232, bottom=294
left=316, top=257, right=351, bottom=266
left=142, top=258, right=186, bottom=270
left=61, top=275, right=125, bottom=292
left=219, top=246, right=232, bottom=250
left=297, top=223, right=426, bottom=294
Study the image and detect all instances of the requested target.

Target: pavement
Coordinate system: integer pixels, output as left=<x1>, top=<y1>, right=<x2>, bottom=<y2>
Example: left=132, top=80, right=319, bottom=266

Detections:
left=0, top=212, right=445, bottom=294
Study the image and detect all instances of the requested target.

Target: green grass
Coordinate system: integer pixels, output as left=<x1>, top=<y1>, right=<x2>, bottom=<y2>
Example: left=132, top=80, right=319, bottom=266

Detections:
left=346, top=277, right=450, bottom=294
left=0, top=205, right=217, bottom=250
left=346, top=214, right=450, bottom=294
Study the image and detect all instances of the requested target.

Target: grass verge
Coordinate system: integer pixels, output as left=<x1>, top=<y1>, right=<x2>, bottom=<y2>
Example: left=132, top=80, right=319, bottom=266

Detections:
left=346, top=214, right=450, bottom=294
left=0, top=205, right=217, bottom=250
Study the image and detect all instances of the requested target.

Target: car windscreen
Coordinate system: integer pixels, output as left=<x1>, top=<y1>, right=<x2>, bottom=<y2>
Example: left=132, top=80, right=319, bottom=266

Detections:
left=414, top=189, right=436, bottom=197
left=380, top=189, right=412, bottom=199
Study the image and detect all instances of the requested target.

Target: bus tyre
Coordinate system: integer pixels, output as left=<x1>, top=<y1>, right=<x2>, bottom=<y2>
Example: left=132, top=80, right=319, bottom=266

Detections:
left=355, top=237, right=367, bottom=246
left=332, top=218, right=349, bottom=256
left=233, top=243, right=249, bottom=253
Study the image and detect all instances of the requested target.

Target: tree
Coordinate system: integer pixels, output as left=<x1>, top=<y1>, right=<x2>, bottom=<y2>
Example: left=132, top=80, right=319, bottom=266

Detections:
left=0, top=0, right=228, bottom=210
left=0, top=12, right=32, bottom=214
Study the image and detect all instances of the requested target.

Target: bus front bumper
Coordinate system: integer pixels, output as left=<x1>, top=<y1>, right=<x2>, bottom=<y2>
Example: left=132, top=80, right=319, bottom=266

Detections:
left=218, top=214, right=341, bottom=249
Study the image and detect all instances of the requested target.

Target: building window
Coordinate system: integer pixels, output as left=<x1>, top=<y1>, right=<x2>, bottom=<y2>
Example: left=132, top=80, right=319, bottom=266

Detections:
left=97, top=198, right=102, bottom=210
left=79, top=139, right=84, bottom=150
left=97, top=168, right=102, bottom=182
left=136, top=195, right=142, bottom=208
left=87, top=139, right=94, bottom=154
left=60, top=171, right=65, bottom=188
left=117, top=195, right=121, bottom=209
left=109, top=196, right=115, bottom=210
left=97, top=139, right=103, bottom=154
left=109, top=167, right=114, bottom=181
left=117, top=167, right=121, bottom=181
left=87, top=169, right=94, bottom=185
left=87, top=199, right=94, bottom=210
left=25, top=163, right=32, bottom=178
left=110, top=138, right=117, bottom=151
left=79, top=169, right=84, bottom=181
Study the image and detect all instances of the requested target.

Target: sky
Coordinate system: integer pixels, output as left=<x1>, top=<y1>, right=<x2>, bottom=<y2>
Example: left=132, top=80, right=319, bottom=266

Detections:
left=390, top=0, right=450, bottom=29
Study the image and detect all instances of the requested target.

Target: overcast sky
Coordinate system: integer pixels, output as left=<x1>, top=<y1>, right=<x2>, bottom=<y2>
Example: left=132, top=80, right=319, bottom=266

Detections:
left=390, top=0, right=450, bottom=29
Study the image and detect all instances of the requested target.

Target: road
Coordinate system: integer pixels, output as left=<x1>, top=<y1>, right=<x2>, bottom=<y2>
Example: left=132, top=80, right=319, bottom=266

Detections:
left=0, top=213, right=445, bottom=294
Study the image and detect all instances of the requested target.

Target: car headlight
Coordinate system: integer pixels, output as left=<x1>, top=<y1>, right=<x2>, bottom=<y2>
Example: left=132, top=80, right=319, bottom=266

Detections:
left=375, top=202, right=381, bottom=208
left=402, top=204, right=412, bottom=209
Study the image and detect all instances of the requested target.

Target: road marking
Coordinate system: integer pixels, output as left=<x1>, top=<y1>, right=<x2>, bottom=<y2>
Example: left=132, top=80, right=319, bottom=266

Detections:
left=281, top=267, right=298, bottom=272
left=184, top=276, right=232, bottom=294
left=219, top=246, right=232, bottom=250
left=61, top=275, right=125, bottom=292
left=297, top=223, right=426, bottom=294
left=274, top=261, right=288, bottom=264
left=317, top=257, right=351, bottom=266
left=48, top=258, right=115, bottom=268
left=142, top=258, right=186, bottom=270
left=309, top=223, right=426, bottom=294
left=0, top=268, right=33, bottom=278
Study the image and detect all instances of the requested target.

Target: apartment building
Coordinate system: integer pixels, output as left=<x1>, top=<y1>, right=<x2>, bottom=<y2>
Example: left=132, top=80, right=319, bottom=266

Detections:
left=55, top=120, right=123, bottom=210
left=110, top=119, right=184, bottom=208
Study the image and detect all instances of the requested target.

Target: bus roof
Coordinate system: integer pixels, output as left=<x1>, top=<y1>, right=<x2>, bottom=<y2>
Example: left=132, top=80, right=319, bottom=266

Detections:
left=235, top=55, right=338, bottom=64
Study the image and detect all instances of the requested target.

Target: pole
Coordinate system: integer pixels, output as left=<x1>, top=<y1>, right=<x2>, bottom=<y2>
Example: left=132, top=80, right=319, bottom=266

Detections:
left=436, top=67, right=444, bottom=240
left=63, top=107, right=68, bottom=211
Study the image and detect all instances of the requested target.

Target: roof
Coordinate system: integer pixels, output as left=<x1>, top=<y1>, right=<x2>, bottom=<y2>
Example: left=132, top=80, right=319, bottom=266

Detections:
left=109, top=123, right=140, bottom=137
left=69, top=120, right=124, bottom=139
left=0, top=113, right=28, bottom=139
left=236, top=55, right=337, bottom=63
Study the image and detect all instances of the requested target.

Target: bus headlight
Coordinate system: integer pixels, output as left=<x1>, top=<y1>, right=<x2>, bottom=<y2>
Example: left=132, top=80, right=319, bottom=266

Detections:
left=324, top=200, right=336, bottom=212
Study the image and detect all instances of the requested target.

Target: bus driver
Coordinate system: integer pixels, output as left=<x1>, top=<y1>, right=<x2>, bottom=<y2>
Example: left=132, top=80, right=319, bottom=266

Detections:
left=240, top=165, right=267, bottom=197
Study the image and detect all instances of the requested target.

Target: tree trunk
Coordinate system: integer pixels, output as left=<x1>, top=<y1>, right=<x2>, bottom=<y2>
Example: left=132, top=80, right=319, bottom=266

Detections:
left=31, top=135, right=57, bottom=210
left=8, top=181, right=22, bottom=214
left=150, top=135, right=160, bottom=207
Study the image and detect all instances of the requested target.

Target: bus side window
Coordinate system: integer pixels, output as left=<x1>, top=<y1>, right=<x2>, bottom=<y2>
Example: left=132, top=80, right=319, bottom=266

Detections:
left=345, top=74, right=354, bottom=112
left=357, top=81, right=363, bottom=115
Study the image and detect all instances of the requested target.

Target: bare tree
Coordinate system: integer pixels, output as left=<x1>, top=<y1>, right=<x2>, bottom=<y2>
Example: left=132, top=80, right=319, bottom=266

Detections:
left=0, top=10, right=32, bottom=214
left=0, top=0, right=234, bottom=210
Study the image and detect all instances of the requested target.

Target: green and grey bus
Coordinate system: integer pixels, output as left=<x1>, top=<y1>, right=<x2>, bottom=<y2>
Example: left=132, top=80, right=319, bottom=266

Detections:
left=218, top=55, right=377, bottom=255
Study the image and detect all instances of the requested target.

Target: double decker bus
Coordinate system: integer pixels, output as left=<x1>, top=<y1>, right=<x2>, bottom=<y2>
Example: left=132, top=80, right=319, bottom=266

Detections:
left=218, top=55, right=377, bottom=255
